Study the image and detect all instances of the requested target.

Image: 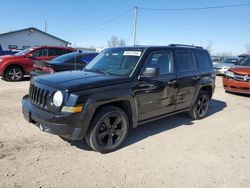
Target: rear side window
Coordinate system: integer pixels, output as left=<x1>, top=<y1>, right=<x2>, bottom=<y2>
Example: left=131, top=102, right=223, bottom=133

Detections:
left=48, top=48, right=65, bottom=56
left=195, top=51, right=212, bottom=70
left=176, top=51, right=196, bottom=72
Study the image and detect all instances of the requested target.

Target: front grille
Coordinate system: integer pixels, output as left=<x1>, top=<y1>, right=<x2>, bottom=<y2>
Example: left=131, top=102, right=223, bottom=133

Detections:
left=29, top=84, right=49, bottom=108
left=234, top=73, right=249, bottom=82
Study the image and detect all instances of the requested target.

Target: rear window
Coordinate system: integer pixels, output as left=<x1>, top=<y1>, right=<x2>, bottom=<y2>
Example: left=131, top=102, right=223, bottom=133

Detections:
left=195, top=51, right=212, bottom=70
left=176, top=51, right=196, bottom=72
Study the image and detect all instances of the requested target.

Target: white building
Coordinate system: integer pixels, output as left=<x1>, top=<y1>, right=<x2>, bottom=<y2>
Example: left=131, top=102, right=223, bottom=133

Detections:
left=0, top=27, right=70, bottom=50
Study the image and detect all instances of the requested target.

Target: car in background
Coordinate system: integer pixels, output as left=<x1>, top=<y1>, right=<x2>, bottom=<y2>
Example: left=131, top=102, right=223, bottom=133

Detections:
left=223, top=56, right=250, bottom=94
left=0, top=46, right=76, bottom=81
left=213, top=57, right=240, bottom=75
left=31, top=52, right=98, bottom=77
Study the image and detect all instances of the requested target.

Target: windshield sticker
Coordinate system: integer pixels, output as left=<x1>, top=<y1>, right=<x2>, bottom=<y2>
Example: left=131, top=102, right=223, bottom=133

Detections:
left=123, top=51, right=142, bottom=56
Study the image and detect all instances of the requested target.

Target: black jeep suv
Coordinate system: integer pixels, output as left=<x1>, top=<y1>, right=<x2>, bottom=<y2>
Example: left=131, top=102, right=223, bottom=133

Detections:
left=22, top=44, right=215, bottom=153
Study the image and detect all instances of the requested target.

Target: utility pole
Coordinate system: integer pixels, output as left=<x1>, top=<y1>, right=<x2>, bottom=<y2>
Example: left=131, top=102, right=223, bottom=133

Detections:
left=45, top=21, right=48, bottom=33
left=132, top=6, right=138, bottom=46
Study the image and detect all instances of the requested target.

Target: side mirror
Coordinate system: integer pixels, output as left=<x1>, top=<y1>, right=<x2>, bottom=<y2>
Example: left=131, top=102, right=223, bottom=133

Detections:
left=140, top=67, right=159, bottom=79
left=26, top=53, right=33, bottom=58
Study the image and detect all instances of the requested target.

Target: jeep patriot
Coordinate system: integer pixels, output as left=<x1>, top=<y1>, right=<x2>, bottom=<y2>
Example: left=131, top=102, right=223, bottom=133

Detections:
left=22, top=44, right=215, bottom=153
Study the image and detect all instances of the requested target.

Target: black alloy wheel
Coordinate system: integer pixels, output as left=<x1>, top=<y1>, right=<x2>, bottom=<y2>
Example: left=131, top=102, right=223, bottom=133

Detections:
left=85, top=106, right=129, bottom=153
left=188, top=90, right=210, bottom=120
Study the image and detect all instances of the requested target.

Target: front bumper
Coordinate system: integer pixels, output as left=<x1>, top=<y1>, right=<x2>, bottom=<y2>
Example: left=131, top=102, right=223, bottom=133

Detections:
left=22, top=95, right=84, bottom=140
left=223, top=77, right=250, bottom=94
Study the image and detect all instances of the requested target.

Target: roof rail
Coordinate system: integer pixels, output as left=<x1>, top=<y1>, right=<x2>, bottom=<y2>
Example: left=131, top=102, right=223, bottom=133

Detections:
left=168, top=44, right=203, bottom=49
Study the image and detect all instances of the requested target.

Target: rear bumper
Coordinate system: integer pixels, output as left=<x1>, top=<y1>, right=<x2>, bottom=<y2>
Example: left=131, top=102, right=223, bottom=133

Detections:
left=223, top=77, right=250, bottom=94
left=22, top=95, right=84, bottom=140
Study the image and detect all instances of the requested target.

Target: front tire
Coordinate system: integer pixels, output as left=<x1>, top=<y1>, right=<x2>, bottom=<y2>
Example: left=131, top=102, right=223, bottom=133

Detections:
left=188, top=90, right=210, bottom=120
left=4, top=65, right=24, bottom=81
left=85, top=106, right=129, bottom=153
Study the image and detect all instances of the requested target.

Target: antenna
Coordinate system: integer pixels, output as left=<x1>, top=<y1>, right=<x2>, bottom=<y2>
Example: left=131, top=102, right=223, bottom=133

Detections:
left=132, top=7, right=138, bottom=46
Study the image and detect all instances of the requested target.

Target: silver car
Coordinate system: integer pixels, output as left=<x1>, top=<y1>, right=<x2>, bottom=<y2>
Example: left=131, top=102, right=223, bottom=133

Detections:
left=213, top=57, right=240, bottom=75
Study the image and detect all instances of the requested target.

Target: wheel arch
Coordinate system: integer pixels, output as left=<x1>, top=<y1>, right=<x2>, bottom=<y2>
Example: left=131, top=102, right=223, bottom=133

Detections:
left=3, top=63, right=26, bottom=75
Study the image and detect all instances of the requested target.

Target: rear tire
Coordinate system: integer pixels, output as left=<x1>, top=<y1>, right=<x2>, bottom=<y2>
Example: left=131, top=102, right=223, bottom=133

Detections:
left=85, top=106, right=129, bottom=153
left=4, top=65, right=24, bottom=81
left=188, top=90, right=210, bottom=120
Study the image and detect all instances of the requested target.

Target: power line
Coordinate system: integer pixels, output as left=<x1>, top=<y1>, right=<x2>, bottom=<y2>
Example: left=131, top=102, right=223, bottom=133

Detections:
left=140, top=2, right=250, bottom=11
left=53, top=9, right=132, bottom=32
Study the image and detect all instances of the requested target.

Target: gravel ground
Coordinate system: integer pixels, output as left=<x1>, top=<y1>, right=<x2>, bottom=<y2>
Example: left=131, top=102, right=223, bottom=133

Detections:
left=0, top=76, right=249, bottom=188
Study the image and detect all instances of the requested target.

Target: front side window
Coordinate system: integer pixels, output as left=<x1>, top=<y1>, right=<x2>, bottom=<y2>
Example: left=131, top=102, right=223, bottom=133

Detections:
left=32, top=48, right=48, bottom=57
left=143, top=51, right=174, bottom=75
left=85, top=48, right=143, bottom=76
left=176, top=51, right=196, bottom=72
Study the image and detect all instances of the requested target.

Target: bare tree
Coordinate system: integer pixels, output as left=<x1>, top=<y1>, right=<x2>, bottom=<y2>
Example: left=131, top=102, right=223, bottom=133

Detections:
left=200, top=40, right=213, bottom=54
left=119, top=39, right=126, bottom=47
left=107, top=36, right=126, bottom=47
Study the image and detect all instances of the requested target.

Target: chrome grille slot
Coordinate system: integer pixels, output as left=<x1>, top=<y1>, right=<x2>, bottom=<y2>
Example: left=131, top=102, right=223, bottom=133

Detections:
left=29, top=84, right=49, bottom=108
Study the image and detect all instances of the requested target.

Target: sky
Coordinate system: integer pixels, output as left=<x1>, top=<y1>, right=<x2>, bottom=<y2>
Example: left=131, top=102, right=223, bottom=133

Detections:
left=0, top=0, right=249, bottom=55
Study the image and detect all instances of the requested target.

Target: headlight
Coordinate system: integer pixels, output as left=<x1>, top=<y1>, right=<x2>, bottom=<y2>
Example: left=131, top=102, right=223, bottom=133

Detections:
left=52, top=90, right=63, bottom=107
left=225, top=71, right=234, bottom=78
left=0, top=59, right=2, bottom=62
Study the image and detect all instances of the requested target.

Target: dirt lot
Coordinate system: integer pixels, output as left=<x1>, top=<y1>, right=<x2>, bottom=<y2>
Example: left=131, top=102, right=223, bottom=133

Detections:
left=0, top=76, right=249, bottom=188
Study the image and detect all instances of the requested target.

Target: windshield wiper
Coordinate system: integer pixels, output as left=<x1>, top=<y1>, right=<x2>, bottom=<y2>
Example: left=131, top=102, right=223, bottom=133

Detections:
left=84, top=68, right=109, bottom=76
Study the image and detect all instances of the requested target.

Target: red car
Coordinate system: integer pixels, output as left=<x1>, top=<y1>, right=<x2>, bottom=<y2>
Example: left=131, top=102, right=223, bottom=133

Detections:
left=223, top=57, right=250, bottom=94
left=0, top=46, right=76, bottom=81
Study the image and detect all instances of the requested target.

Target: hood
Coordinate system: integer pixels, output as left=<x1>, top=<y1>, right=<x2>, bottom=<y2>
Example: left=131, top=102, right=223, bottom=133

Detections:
left=230, top=66, right=250, bottom=75
left=0, top=54, right=23, bottom=60
left=33, top=70, right=130, bottom=92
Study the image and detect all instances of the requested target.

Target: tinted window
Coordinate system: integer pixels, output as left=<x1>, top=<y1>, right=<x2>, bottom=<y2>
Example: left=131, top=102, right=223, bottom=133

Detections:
left=80, top=53, right=98, bottom=64
left=48, top=48, right=65, bottom=56
left=195, top=51, right=212, bottom=70
left=52, top=52, right=76, bottom=63
left=32, top=49, right=48, bottom=57
left=144, top=51, right=174, bottom=75
left=176, top=51, right=196, bottom=72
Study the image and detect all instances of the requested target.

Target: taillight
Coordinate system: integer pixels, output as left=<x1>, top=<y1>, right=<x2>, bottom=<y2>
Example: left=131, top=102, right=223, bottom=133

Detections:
left=43, top=67, right=54, bottom=73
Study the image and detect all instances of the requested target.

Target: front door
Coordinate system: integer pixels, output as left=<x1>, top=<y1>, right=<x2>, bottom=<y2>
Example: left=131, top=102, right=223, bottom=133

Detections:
left=134, top=51, right=177, bottom=121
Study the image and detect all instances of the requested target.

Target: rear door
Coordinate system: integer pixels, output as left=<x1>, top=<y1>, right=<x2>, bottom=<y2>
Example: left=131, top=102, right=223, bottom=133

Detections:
left=134, top=50, right=177, bottom=121
left=175, top=50, right=199, bottom=111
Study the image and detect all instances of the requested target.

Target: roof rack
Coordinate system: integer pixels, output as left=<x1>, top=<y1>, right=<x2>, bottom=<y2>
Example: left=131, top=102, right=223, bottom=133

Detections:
left=168, top=44, right=203, bottom=49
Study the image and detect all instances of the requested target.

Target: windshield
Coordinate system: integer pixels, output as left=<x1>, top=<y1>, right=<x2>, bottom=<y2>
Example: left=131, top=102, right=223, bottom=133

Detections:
left=14, top=48, right=33, bottom=56
left=219, top=58, right=237, bottom=64
left=85, top=48, right=143, bottom=76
